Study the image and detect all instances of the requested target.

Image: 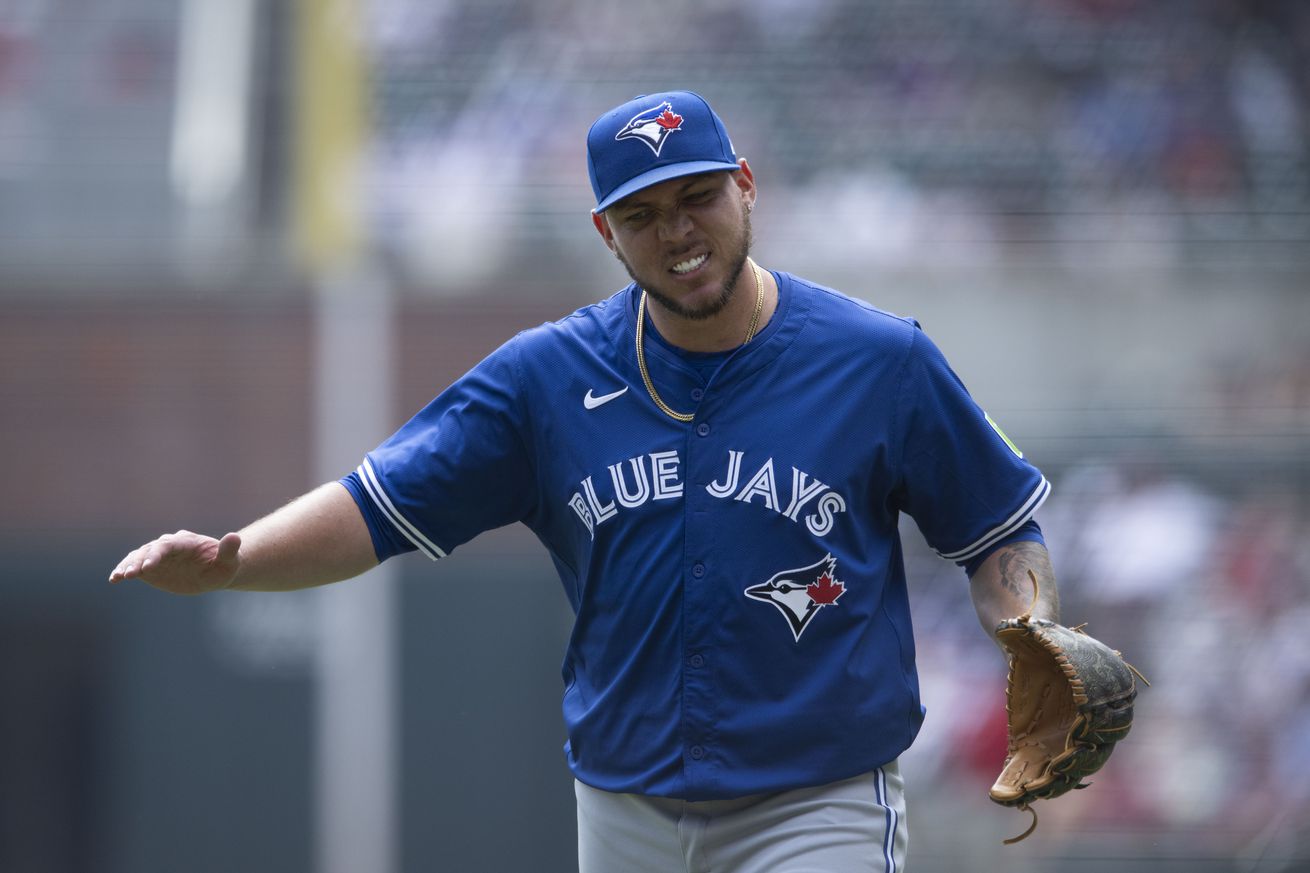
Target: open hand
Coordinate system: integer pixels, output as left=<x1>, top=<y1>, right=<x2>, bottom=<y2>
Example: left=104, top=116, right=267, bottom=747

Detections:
left=108, top=530, right=242, bottom=595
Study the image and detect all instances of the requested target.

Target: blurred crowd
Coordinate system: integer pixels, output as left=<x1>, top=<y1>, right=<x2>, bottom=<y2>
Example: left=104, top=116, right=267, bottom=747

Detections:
left=1, top=0, right=1306, bottom=281
left=362, top=0, right=1310, bottom=279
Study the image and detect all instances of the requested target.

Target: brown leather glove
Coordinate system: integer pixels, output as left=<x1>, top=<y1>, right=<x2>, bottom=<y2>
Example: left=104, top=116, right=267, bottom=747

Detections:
left=988, top=579, right=1145, bottom=843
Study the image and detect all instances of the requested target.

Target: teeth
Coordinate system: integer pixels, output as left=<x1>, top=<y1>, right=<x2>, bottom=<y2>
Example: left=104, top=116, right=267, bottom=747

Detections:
left=671, top=253, right=708, bottom=274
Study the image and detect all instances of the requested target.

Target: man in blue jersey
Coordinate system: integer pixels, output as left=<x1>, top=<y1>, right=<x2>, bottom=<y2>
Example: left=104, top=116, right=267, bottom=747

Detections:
left=110, top=91, right=1060, bottom=872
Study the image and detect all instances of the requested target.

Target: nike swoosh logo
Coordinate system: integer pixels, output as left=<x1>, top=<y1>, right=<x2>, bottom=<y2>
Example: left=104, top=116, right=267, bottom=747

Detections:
left=584, top=386, right=629, bottom=410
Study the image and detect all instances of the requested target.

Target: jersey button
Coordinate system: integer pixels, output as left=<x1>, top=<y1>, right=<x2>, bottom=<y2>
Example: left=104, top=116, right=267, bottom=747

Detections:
left=689, top=654, right=705, bottom=668
left=691, top=563, right=706, bottom=578
left=690, top=388, right=704, bottom=401
left=695, top=422, right=711, bottom=437
left=689, top=745, right=705, bottom=760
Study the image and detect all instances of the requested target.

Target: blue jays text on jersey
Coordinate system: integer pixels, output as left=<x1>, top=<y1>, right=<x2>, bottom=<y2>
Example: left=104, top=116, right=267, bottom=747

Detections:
left=341, top=271, right=1050, bottom=801
left=567, top=448, right=848, bottom=540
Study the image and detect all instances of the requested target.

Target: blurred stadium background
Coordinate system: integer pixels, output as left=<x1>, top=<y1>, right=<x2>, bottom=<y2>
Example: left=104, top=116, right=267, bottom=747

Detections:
left=2, top=0, right=1309, bottom=871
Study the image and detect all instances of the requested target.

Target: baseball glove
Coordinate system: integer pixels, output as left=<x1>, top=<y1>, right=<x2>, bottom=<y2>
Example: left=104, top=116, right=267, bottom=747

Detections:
left=988, top=571, right=1146, bottom=844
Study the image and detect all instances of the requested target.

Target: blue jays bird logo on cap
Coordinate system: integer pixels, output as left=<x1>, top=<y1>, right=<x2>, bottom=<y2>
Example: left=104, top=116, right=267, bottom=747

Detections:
left=745, top=554, right=846, bottom=642
left=615, top=101, right=684, bottom=156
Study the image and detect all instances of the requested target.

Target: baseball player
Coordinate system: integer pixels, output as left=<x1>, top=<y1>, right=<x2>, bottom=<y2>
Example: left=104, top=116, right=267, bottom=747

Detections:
left=110, top=91, right=1061, bottom=872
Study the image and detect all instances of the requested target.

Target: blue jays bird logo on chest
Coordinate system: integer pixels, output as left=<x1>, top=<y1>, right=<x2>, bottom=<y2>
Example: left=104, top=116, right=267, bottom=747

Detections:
left=615, top=101, right=684, bottom=156
left=745, top=554, right=846, bottom=642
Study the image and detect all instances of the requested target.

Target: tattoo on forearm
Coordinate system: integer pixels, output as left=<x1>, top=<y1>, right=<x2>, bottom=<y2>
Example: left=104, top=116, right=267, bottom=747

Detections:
left=994, top=541, right=1059, bottom=618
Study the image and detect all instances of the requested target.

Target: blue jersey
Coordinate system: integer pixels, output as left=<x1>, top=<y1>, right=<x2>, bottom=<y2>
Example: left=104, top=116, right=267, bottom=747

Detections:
left=342, top=272, right=1049, bottom=800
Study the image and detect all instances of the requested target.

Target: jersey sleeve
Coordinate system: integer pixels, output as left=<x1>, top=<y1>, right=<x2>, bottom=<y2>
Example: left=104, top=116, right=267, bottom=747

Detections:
left=893, top=325, right=1050, bottom=564
left=342, top=335, right=537, bottom=562
left=961, top=518, right=1045, bottom=576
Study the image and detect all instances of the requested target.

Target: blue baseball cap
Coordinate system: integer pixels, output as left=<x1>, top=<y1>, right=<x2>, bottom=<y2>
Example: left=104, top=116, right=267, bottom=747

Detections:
left=588, top=91, right=740, bottom=213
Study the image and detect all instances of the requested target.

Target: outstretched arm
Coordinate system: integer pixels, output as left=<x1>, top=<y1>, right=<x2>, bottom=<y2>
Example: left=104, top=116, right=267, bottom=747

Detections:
left=108, top=482, right=378, bottom=594
left=969, top=540, right=1061, bottom=646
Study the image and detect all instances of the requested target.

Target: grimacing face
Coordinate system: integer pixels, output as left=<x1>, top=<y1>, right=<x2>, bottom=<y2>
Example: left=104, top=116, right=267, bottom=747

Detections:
left=596, top=165, right=756, bottom=322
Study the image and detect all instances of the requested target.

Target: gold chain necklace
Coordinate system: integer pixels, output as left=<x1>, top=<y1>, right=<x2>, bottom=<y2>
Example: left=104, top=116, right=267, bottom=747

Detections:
left=635, top=260, right=764, bottom=423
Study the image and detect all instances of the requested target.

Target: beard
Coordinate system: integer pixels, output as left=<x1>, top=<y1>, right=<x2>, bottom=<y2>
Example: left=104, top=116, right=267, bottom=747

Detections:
left=616, top=206, right=754, bottom=322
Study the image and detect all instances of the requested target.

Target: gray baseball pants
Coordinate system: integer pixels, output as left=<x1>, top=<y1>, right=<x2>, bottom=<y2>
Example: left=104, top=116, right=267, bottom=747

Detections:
left=575, top=761, right=908, bottom=873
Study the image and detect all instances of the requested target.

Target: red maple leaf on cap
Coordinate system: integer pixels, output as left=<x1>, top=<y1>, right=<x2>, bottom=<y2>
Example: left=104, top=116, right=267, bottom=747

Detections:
left=807, top=572, right=845, bottom=605
left=656, top=109, right=683, bottom=130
